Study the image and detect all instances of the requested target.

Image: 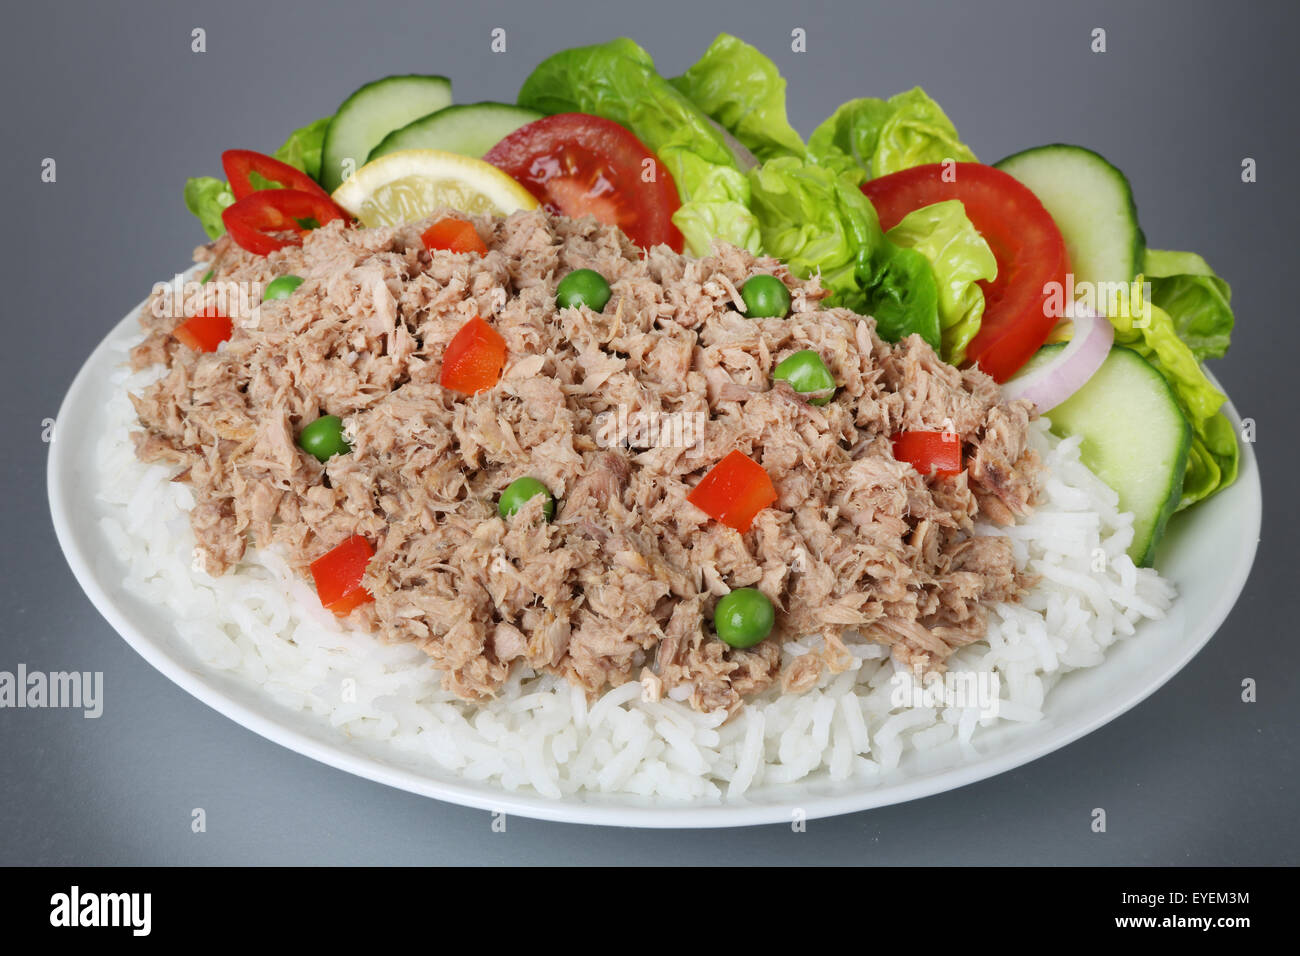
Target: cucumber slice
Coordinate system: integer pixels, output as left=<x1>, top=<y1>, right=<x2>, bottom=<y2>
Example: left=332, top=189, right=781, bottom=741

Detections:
left=1027, top=344, right=1190, bottom=566
left=369, top=102, right=543, bottom=162
left=995, top=144, right=1145, bottom=290
left=320, top=75, right=453, bottom=192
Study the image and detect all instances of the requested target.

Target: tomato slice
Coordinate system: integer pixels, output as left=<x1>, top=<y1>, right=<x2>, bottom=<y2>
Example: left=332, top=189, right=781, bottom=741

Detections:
left=440, top=316, right=507, bottom=395
left=483, top=113, right=684, bottom=252
left=862, top=163, right=1070, bottom=382
left=421, top=218, right=488, bottom=256
left=174, top=310, right=233, bottom=352
left=891, top=431, right=963, bottom=478
left=309, top=535, right=375, bottom=615
left=222, top=149, right=331, bottom=202
left=687, top=451, right=778, bottom=533
left=221, top=188, right=349, bottom=256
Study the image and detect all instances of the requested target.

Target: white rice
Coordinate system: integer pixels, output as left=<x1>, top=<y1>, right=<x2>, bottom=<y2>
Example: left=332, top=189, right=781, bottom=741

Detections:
left=95, top=335, right=1176, bottom=802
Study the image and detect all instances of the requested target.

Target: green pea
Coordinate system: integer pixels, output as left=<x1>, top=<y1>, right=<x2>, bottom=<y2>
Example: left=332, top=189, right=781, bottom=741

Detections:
left=773, top=350, right=836, bottom=405
left=265, top=275, right=305, bottom=300
left=499, top=477, right=556, bottom=521
left=713, top=587, right=775, bottom=648
left=298, top=415, right=350, bottom=462
left=556, top=269, right=612, bottom=312
left=740, top=274, right=791, bottom=319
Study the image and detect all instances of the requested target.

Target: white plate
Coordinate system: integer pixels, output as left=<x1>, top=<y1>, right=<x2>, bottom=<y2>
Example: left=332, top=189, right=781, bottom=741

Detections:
left=48, top=282, right=1261, bottom=828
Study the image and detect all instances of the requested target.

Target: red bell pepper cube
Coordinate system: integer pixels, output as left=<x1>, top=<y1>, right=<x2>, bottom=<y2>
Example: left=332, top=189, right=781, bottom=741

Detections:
left=173, top=311, right=233, bottom=352
left=687, top=450, right=778, bottom=533
left=440, top=316, right=507, bottom=395
left=891, top=430, right=963, bottom=477
left=309, top=535, right=376, bottom=615
left=421, top=218, right=488, bottom=256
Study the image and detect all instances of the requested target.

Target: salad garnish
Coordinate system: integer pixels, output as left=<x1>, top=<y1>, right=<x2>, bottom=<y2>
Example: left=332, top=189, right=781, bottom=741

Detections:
left=177, top=31, right=1240, bottom=564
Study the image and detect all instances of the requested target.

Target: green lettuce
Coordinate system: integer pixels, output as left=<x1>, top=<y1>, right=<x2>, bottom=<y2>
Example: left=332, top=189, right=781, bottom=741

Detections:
left=808, top=87, right=977, bottom=183
left=1108, top=290, right=1238, bottom=508
left=183, top=116, right=332, bottom=239
left=805, top=98, right=893, bottom=183
left=858, top=243, right=942, bottom=347
left=1186, top=413, right=1240, bottom=506
left=746, top=156, right=945, bottom=348
left=272, top=116, right=331, bottom=183
left=672, top=165, right=762, bottom=259
left=517, top=37, right=759, bottom=254
left=884, top=200, right=996, bottom=364
left=746, top=157, right=876, bottom=303
left=183, top=176, right=234, bottom=240
left=669, top=33, right=805, bottom=163
left=1143, top=249, right=1234, bottom=361
left=1135, top=249, right=1237, bottom=506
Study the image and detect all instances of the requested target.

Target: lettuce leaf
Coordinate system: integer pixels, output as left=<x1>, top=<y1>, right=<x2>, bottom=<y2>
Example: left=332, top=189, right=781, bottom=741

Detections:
left=517, top=37, right=760, bottom=254
left=858, top=243, right=941, bottom=347
left=806, top=99, right=893, bottom=184
left=183, top=117, right=332, bottom=239
left=1143, top=248, right=1234, bottom=361
left=272, top=116, right=331, bottom=182
left=745, top=156, right=944, bottom=349
left=517, top=38, right=733, bottom=171
left=808, top=87, right=977, bottom=182
left=672, top=165, right=762, bottom=257
left=669, top=33, right=805, bottom=163
left=874, top=88, right=978, bottom=176
left=746, top=157, right=876, bottom=303
left=1107, top=290, right=1238, bottom=508
left=183, top=176, right=235, bottom=240
left=884, top=200, right=996, bottom=364
left=1120, top=250, right=1238, bottom=506
left=1182, top=414, right=1239, bottom=508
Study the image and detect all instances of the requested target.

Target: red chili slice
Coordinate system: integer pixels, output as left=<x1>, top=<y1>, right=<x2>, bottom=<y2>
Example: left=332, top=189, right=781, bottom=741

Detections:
left=309, top=535, right=375, bottom=615
left=891, top=431, right=963, bottom=477
left=440, top=316, right=507, bottom=395
left=221, top=189, right=349, bottom=256
left=222, top=149, right=331, bottom=202
left=421, top=218, right=488, bottom=256
left=687, top=451, right=778, bottom=533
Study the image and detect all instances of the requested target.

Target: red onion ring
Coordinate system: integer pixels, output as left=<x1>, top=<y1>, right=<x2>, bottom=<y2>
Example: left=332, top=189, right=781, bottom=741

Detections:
left=1001, top=302, right=1114, bottom=412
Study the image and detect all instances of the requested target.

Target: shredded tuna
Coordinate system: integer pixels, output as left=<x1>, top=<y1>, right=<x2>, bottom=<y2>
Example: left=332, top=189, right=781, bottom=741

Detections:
left=131, top=208, right=1042, bottom=712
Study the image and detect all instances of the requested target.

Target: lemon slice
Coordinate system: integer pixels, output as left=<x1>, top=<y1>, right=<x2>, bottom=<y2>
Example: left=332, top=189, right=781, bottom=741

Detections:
left=330, top=149, right=539, bottom=227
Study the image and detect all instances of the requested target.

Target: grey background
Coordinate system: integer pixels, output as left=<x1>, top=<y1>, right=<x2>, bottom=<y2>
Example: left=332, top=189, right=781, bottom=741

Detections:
left=2, top=0, right=1295, bottom=864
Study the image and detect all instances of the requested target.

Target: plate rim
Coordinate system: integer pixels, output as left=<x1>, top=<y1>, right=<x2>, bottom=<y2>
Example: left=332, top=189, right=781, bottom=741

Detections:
left=47, top=279, right=1263, bottom=828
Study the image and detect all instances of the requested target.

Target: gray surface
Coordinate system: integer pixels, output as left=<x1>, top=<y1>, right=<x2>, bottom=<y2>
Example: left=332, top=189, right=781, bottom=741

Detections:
left=2, top=0, right=1295, bottom=864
